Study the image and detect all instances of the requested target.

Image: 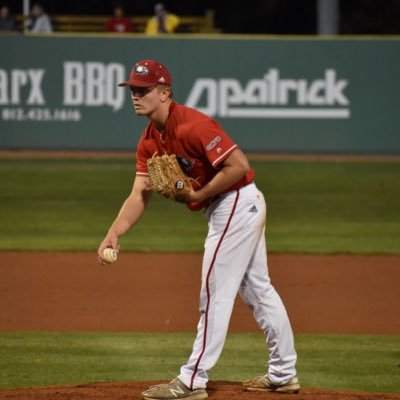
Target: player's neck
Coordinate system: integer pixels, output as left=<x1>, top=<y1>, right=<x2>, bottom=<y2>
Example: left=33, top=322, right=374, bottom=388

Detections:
left=149, top=99, right=172, bottom=132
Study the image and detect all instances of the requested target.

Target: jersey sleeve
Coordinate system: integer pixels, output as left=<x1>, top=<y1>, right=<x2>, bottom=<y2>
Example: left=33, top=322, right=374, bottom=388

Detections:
left=190, top=119, right=238, bottom=168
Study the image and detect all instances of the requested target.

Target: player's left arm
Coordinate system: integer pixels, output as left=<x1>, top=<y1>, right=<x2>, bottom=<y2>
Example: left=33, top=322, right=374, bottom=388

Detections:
left=188, top=149, right=250, bottom=203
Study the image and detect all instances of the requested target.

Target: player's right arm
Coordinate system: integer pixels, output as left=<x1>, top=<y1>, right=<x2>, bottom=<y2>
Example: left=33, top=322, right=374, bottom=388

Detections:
left=97, top=175, right=152, bottom=264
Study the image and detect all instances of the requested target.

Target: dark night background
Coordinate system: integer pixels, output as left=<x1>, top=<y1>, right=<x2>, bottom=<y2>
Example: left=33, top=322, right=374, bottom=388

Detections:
left=3, top=0, right=400, bottom=34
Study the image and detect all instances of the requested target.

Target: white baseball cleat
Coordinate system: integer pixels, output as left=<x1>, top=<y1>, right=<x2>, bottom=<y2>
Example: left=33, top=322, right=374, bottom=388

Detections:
left=142, top=377, right=208, bottom=400
left=243, top=374, right=300, bottom=393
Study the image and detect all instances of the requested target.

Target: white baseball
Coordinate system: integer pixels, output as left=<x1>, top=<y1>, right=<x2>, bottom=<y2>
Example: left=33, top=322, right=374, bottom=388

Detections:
left=102, top=248, right=118, bottom=264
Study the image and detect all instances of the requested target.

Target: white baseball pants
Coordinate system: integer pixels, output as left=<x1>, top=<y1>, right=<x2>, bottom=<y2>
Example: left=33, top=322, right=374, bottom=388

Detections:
left=178, top=183, right=297, bottom=389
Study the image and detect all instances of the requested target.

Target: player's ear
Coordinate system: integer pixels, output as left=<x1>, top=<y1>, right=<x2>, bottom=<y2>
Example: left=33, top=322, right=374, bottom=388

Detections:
left=159, top=85, right=172, bottom=102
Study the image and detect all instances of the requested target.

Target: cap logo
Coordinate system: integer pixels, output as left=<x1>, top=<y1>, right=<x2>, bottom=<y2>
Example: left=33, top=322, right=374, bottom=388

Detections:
left=135, top=65, right=149, bottom=75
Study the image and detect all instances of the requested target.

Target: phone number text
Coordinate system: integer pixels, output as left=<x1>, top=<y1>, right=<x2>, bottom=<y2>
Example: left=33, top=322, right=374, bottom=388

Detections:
left=1, top=108, right=82, bottom=122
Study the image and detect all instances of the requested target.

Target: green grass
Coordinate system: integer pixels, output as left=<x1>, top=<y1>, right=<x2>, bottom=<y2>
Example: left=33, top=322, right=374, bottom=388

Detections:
left=0, top=332, right=399, bottom=392
left=0, top=158, right=399, bottom=253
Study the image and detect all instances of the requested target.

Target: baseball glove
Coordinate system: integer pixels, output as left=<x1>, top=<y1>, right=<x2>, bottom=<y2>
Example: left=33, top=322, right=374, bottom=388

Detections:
left=147, top=154, right=193, bottom=202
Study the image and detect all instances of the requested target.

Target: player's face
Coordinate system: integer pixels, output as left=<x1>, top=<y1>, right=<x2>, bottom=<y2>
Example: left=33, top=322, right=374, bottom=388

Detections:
left=130, top=85, right=161, bottom=116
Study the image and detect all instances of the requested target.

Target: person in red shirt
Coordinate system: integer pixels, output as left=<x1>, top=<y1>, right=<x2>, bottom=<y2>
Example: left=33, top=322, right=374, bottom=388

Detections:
left=98, top=60, right=300, bottom=399
left=106, top=5, right=133, bottom=33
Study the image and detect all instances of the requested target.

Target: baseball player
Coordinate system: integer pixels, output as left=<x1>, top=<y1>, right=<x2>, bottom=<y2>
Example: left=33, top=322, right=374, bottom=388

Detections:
left=98, top=60, right=300, bottom=399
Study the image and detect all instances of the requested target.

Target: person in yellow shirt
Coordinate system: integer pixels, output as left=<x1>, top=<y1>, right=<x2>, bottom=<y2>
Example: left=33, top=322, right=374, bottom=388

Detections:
left=145, top=3, right=180, bottom=34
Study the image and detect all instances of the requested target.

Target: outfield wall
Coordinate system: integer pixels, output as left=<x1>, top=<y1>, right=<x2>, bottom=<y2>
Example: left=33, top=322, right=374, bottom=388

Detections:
left=0, top=34, right=399, bottom=154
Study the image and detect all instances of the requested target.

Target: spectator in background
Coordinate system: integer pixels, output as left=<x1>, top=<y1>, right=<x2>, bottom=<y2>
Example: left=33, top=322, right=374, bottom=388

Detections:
left=0, top=5, right=16, bottom=31
left=27, top=3, right=52, bottom=33
left=106, top=5, right=134, bottom=33
left=145, top=3, right=180, bottom=35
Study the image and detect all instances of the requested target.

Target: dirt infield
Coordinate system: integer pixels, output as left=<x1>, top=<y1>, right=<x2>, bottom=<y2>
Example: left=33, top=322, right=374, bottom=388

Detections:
left=1, top=252, right=399, bottom=333
left=2, top=381, right=400, bottom=400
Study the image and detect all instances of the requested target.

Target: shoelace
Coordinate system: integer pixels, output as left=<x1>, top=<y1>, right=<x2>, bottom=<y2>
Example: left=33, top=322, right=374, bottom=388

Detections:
left=148, top=379, right=181, bottom=391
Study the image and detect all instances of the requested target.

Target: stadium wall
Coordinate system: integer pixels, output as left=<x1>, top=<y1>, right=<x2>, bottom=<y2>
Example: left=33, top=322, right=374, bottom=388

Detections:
left=0, top=34, right=399, bottom=154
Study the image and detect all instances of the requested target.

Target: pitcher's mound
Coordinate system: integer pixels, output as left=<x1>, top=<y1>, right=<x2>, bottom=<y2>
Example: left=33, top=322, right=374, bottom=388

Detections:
left=2, top=381, right=399, bottom=400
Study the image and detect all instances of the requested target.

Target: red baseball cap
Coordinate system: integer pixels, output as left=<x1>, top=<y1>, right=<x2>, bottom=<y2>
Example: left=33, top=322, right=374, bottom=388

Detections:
left=118, top=60, right=172, bottom=87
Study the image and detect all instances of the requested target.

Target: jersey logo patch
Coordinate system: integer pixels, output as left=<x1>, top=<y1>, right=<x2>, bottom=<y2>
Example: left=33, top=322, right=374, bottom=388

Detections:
left=249, top=205, right=258, bottom=213
left=206, top=135, right=222, bottom=151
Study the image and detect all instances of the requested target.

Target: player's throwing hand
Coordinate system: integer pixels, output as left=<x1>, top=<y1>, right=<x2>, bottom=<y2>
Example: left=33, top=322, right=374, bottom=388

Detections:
left=97, top=233, right=119, bottom=265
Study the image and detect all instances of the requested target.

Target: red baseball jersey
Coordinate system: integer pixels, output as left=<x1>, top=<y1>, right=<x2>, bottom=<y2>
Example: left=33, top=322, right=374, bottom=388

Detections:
left=136, top=101, right=255, bottom=210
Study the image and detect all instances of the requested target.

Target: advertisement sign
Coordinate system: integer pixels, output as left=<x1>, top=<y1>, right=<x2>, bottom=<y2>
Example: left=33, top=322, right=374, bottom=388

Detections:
left=0, top=35, right=399, bottom=153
